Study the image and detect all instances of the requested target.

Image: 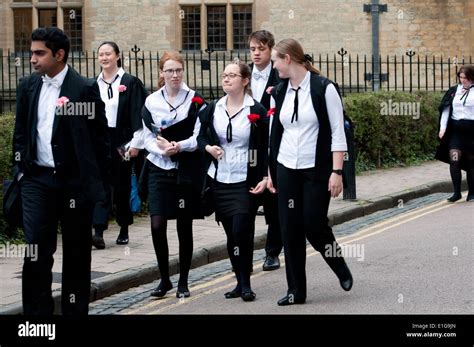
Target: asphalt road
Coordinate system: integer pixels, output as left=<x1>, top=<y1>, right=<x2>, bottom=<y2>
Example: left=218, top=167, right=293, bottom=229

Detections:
left=111, top=196, right=473, bottom=315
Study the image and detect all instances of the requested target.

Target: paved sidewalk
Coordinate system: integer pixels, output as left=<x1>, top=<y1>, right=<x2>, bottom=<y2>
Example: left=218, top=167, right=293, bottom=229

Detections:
left=0, top=160, right=467, bottom=314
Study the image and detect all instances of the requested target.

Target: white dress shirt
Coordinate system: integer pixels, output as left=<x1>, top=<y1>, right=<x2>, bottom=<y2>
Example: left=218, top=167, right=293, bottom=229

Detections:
left=251, top=62, right=272, bottom=103
left=35, top=64, right=69, bottom=168
left=440, top=84, right=474, bottom=130
left=97, top=67, right=143, bottom=149
left=277, top=71, right=347, bottom=169
left=143, top=83, right=202, bottom=170
left=207, top=94, right=254, bottom=184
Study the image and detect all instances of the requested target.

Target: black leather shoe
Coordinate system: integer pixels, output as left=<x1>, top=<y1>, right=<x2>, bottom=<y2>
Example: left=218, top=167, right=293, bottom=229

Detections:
left=92, top=235, right=105, bottom=249
left=150, top=281, right=173, bottom=298
left=262, top=256, right=280, bottom=271
left=340, top=274, right=353, bottom=291
left=466, top=194, right=474, bottom=202
left=277, top=294, right=305, bottom=306
left=337, top=262, right=353, bottom=291
left=224, top=287, right=241, bottom=299
left=241, top=291, right=256, bottom=302
left=116, top=235, right=129, bottom=245
left=176, top=286, right=190, bottom=298
left=447, top=193, right=462, bottom=202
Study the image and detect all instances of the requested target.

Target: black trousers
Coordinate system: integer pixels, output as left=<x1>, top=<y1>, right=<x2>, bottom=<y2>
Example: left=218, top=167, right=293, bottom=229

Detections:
left=276, top=163, right=341, bottom=300
left=263, top=191, right=283, bottom=257
left=21, top=166, right=93, bottom=315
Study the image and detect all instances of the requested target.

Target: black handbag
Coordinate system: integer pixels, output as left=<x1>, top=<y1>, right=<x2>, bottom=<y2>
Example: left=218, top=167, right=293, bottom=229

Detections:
left=3, top=177, right=23, bottom=228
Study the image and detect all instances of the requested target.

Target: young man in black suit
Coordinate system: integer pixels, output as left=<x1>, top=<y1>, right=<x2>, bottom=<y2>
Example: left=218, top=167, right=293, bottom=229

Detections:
left=13, top=27, right=110, bottom=315
left=248, top=30, right=283, bottom=271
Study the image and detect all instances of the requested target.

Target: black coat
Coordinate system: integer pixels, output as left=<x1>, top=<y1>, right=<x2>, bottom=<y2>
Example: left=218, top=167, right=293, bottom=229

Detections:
left=197, top=98, right=269, bottom=189
left=13, top=66, right=111, bottom=203
left=435, top=85, right=470, bottom=171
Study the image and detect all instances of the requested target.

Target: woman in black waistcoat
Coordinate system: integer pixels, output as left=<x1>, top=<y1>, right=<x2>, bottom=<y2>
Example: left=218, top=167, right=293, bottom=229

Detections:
left=92, top=41, right=148, bottom=249
left=267, top=39, right=353, bottom=306
left=197, top=61, right=268, bottom=301
left=142, top=51, right=206, bottom=299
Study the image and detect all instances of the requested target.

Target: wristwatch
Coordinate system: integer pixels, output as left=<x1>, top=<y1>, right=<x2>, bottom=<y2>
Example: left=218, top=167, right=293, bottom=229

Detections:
left=332, top=169, right=343, bottom=175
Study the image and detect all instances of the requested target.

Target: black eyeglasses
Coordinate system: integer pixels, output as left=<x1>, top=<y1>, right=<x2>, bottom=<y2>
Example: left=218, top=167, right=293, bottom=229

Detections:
left=221, top=73, right=242, bottom=80
left=163, top=68, right=184, bottom=76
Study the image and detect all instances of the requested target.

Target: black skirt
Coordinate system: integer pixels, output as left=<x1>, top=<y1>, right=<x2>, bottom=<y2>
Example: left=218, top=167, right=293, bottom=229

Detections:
left=147, top=163, right=193, bottom=219
left=448, top=119, right=474, bottom=154
left=213, top=180, right=254, bottom=221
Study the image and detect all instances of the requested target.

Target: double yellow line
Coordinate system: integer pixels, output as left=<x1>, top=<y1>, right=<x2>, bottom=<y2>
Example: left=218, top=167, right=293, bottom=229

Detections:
left=124, top=196, right=457, bottom=314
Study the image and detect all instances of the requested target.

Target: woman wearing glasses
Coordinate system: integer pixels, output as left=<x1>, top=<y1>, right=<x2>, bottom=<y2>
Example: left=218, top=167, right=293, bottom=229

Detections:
left=142, top=51, right=206, bottom=299
left=92, top=41, right=148, bottom=249
left=197, top=61, right=268, bottom=301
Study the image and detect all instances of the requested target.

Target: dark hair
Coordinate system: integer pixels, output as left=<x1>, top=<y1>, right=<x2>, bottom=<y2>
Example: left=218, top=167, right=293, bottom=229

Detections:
left=98, top=41, right=122, bottom=68
left=248, top=30, right=275, bottom=49
left=457, top=65, right=474, bottom=83
left=31, top=27, right=70, bottom=64
left=274, top=38, right=320, bottom=75
left=158, top=51, right=185, bottom=88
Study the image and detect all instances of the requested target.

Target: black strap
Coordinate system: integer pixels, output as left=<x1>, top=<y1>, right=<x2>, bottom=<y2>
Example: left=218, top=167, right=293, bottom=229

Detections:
left=224, top=108, right=245, bottom=143
left=101, top=74, right=120, bottom=99
left=291, top=87, right=301, bottom=123
left=161, top=89, right=190, bottom=119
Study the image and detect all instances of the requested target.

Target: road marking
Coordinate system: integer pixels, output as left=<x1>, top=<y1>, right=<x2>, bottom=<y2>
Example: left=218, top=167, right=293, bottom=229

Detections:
left=124, top=196, right=458, bottom=314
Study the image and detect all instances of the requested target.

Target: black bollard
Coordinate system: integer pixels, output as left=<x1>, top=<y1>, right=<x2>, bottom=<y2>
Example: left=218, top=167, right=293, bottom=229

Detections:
left=343, top=119, right=357, bottom=200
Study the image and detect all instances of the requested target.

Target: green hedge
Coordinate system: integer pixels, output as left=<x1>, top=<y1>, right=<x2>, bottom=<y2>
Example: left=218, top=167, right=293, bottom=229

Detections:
left=0, top=113, right=24, bottom=243
left=344, top=91, right=443, bottom=172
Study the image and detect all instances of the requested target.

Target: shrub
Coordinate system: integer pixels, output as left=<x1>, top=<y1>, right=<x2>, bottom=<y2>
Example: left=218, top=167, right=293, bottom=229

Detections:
left=344, top=91, right=443, bottom=172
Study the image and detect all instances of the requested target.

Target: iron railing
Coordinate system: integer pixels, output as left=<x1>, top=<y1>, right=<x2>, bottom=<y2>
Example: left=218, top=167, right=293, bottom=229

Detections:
left=1, top=46, right=471, bottom=113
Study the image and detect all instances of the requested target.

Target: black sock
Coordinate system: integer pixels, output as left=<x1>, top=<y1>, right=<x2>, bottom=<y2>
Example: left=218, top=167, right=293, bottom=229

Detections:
left=449, top=150, right=462, bottom=196
left=177, top=217, right=193, bottom=289
left=151, top=215, right=170, bottom=281
left=94, top=227, right=105, bottom=238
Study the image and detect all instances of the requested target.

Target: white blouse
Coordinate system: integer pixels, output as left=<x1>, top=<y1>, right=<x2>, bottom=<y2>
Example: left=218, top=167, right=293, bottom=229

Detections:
left=440, top=84, right=474, bottom=131
left=207, top=94, right=255, bottom=184
left=277, top=71, right=347, bottom=169
left=143, top=83, right=202, bottom=170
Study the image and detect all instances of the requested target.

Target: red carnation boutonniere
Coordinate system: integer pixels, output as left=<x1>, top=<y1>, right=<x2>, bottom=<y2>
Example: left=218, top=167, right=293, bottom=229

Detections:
left=56, top=96, right=69, bottom=107
left=266, top=86, right=274, bottom=95
left=118, top=85, right=127, bottom=93
left=248, top=113, right=260, bottom=127
left=192, top=96, right=204, bottom=109
left=267, top=107, right=276, bottom=117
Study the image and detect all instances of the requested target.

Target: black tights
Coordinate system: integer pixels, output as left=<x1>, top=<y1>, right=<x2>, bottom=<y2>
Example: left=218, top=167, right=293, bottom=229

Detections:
left=150, top=215, right=193, bottom=289
left=221, top=213, right=255, bottom=292
left=449, top=149, right=474, bottom=196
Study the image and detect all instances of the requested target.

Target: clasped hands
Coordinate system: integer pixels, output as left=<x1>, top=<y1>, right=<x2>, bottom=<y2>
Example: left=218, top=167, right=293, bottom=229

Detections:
left=156, top=136, right=181, bottom=156
left=205, top=144, right=266, bottom=195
